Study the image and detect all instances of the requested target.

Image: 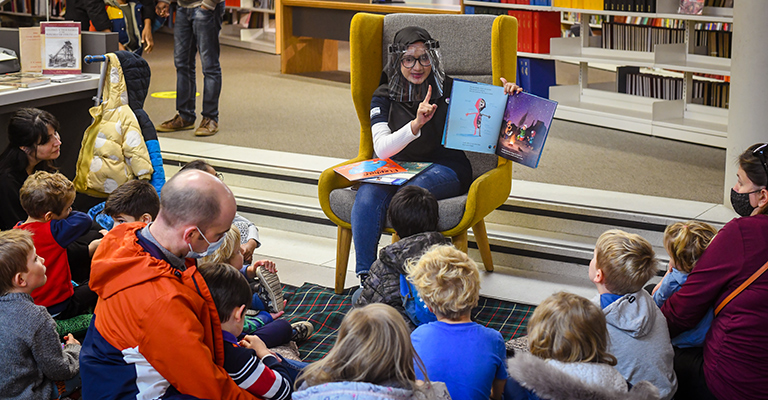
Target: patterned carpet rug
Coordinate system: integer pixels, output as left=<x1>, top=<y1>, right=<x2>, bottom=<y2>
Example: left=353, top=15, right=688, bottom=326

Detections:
left=280, top=283, right=535, bottom=362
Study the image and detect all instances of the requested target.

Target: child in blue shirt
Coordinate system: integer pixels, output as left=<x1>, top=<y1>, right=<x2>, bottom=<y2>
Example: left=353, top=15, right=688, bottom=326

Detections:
left=408, top=245, right=508, bottom=400
left=651, top=221, right=718, bottom=348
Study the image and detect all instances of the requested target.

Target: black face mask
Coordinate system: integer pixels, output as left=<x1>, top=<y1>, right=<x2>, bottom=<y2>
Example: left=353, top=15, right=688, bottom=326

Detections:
left=730, top=188, right=757, bottom=217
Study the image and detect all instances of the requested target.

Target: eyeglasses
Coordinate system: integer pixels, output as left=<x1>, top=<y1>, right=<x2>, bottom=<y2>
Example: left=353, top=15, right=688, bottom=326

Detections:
left=753, top=143, right=768, bottom=179
left=401, top=54, right=432, bottom=69
left=215, top=172, right=224, bottom=181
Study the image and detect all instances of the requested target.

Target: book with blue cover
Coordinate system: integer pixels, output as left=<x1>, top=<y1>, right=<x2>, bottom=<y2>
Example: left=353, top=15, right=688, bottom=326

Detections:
left=441, top=79, right=558, bottom=168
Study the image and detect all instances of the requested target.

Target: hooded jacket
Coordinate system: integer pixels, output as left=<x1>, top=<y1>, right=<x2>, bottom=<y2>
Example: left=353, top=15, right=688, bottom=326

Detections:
left=354, top=232, right=450, bottom=321
left=293, top=381, right=452, bottom=400
left=598, top=290, right=676, bottom=400
left=505, top=352, right=660, bottom=400
left=74, top=52, right=155, bottom=198
left=79, top=222, right=255, bottom=399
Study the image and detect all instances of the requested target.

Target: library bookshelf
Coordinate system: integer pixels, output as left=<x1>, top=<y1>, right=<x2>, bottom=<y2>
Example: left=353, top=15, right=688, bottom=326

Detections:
left=463, top=0, right=734, bottom=148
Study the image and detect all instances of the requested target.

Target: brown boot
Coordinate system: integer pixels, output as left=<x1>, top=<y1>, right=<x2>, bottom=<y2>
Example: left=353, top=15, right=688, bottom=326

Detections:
left=194, top=117, right=219, bottom=137
left=157, top=114, right=195, bottom=132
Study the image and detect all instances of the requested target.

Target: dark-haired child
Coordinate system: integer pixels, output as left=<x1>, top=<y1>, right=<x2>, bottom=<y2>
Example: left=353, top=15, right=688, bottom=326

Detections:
left=198, top=263, right=305, bottom=399
left=14, top=171, right=97, bottom=319
left=104, top=179, right=160, bottom=225
left=353, top=185, right=450, bottom=322
left=0, top=229, right=81, bottom=399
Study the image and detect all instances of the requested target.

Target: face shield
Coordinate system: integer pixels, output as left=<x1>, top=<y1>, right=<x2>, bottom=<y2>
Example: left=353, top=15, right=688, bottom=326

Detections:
left=384, top=28, right=445, bottom=103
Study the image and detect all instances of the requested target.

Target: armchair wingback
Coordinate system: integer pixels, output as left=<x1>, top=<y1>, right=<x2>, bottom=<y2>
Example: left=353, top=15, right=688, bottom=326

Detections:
left=318, top=12, right=518, bottom=293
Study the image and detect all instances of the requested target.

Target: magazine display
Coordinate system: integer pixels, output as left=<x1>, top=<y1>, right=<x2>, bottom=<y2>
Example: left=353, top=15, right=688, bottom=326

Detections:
left=442, top=79, right=557, bottom=169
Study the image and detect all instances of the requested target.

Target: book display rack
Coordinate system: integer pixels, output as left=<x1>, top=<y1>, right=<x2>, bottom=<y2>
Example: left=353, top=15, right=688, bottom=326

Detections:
left=463, top=0, right=734, bottom=148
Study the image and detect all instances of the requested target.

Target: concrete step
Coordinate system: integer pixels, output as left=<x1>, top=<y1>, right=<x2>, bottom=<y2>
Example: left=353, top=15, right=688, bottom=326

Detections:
left=159, top=137, right=737, bottom=304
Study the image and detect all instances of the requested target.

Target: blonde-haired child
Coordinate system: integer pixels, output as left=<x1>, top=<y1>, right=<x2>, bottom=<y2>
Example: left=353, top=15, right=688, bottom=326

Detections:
left=0, top=229, right=81, bottom=399
left=408, top=244, right=507, bottom=400
left=652, top=221, right=717, bottom=348
left=293, top=303, right=451, bottom=399
left=506, top=292, right=660, bottom=400
left=199, top=225, right=313, bottom=345
left=590, top=229, right=677, bottom=400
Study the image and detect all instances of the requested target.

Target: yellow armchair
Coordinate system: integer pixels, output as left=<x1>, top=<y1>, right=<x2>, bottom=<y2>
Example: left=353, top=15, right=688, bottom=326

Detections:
left=318, top=12, right=518, bottom=294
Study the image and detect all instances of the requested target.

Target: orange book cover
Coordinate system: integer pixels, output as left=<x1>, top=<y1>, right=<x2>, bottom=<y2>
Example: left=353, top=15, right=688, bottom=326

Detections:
left=333, top=158, right=406, bottom=181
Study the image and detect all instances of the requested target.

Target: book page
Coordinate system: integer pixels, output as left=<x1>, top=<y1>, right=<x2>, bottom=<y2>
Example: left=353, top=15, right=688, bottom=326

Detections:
left=495, top=92, right=557, bottom=169
left=442, top=80, right=507, bottom=154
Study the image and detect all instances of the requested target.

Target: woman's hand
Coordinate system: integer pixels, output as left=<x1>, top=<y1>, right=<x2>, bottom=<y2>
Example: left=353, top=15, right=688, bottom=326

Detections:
left=142, top=23, right=154, bottom=53
left=410, top=85, right=438, bottom=135
left=501, top=77, right=523, bottom=95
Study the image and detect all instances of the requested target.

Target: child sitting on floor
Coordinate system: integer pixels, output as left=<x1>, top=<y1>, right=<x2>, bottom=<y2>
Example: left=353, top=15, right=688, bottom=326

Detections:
left=199, top=225, right=313, bottom=345
left=505, top=291, right=660, bottom=400
left=590, top=229, right=677, bottom=400
left=197, top=263, right=305, bottom=399
left=651, top=221, right=718, bottom=348
left=0, top=230, right=81, bottom=399
left=408, top=245, right=507, bottom=400
left=14, top=171, right=97, bottom=319
left=353, top=185, right=449, bottom=325
left=293, top=303, right=451, bottom=400
left=104, top=179, right=160, bottom=226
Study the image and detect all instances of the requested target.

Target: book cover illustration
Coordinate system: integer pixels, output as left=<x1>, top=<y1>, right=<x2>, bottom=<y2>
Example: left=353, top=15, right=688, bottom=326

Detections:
left=361, top=161, right=433, bottom=185
left=334, top=158, right=406, bottom=181
left=678, top=0, right=704, bottom=14
left=442, top=79, right=557, bottom=169
left=41, top=22, right=81, bottom=74
left=496, top=92, right=557, bottom=168
left=441, top=80, right=508, bottom=154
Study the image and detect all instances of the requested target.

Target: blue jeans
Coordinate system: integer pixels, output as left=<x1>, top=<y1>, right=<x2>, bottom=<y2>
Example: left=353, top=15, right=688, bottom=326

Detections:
left=350, top=164, right=462, bottom=275
left=173, top=2, right=224, bottom=123
left=281, top=357, right=309, bottom=384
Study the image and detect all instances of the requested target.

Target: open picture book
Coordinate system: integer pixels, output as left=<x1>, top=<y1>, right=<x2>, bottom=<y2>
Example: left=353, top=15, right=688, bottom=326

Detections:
left=441, top=79, right=558, bottom=168
left=333, top=159, right=433, bottom=185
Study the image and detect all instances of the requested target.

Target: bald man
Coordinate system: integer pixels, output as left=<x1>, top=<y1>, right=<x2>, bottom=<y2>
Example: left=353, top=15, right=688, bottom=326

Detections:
left=80, top=170, right=255, bottom=399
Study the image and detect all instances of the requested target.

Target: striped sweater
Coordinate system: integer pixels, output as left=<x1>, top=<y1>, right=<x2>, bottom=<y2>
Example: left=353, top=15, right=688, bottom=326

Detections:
left=222, top=331, right=292, bottom=399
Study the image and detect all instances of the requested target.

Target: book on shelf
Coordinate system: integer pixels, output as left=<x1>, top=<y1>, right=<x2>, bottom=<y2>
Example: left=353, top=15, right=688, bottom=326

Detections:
left=50, top=74, right=90, bottom=83
left=678, top=0, right=704, bottom=14
left=40, top=21, right=81, bottom=75
left=18, top=27, right=42, bottom=73
left=506, top=10, right=559, bottom=54
left=441, top=79, right=557, bottom=168
left=334, top=159, right=406, bottom=181
left=0, top=85, right=19, bottom=93
left=603, top=0, right=656, bottom=12
left=361, top=162, right=434, bottom=186
left=517, top=57, right=556, bottom=99
left=0, top=72, right=51, bottom=88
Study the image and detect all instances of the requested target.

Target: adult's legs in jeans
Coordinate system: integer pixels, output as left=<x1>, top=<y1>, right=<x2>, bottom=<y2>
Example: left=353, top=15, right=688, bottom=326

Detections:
left=174, top=6, right=198, bottom=123
left=193, top=2, right=224, bottom=122
left=673, top=346, right=718, bottom=400
left=253, top=319, right=292, bottom=348
left=279, top=358, right=310, bottom=384
left=350, top=164, right=462, bottom=276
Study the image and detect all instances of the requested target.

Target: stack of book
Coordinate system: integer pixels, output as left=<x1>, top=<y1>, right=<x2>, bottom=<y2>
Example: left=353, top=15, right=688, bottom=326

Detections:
left=553, top=0, right=603, bottom=8
left=693, top=23, right=732, bottom=58
left=601, top=17, right=685, bottom=52
left=506, top=11, right=560, bottom=53
left=617, top=67, right=730, bottom=109
left=691, top=79, right=730, bottom=108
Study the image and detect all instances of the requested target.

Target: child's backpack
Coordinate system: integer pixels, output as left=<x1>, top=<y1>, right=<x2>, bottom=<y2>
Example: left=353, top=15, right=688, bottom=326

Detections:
left=400, top=274, right=436, bottom=326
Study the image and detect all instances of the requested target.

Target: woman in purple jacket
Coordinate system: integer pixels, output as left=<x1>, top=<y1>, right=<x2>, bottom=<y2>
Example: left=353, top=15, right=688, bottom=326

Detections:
left=661, top=143, right=768, bottom=400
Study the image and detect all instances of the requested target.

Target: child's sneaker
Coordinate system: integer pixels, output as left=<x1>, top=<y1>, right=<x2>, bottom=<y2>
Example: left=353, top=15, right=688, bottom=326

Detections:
left=255, top=266, right=284, bottom=314
left=291, top=321, right=314, bottom=342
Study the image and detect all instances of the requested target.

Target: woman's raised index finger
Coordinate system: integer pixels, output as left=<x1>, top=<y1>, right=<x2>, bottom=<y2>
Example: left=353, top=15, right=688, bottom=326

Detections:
left=422, top=85, right=432, bottom=104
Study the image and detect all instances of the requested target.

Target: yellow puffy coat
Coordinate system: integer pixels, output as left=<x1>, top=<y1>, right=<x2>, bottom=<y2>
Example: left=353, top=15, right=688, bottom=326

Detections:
left=74, top=53, right=153, bottom=197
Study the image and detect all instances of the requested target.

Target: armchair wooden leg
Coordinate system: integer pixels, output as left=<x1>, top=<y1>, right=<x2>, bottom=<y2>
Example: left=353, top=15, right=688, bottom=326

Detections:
left=391, top=232, right=400, bottom=244
left=335, top=226, right=352, bottom=294
left=473, top=219, right=494, bottom=272
left=452, top=230, right=468, bottom=253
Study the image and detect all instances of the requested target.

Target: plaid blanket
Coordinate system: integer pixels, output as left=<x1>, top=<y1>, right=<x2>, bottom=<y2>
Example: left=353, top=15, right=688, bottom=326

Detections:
left=281, top=283, right=535, bottom=362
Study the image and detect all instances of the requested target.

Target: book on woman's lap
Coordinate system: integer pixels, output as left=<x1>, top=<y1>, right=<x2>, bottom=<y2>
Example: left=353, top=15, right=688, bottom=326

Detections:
left=441, top=79, right=558, bottom=169
left=333, top=159, right=433, bottom=185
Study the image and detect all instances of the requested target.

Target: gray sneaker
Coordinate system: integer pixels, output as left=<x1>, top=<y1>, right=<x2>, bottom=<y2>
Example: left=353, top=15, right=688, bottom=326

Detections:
left=291, top=321, right=314, bottom=342
left=256, top=266, right=284, bottom=314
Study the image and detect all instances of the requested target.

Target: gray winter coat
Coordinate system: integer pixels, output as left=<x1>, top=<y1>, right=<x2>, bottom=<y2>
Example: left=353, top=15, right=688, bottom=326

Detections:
left=598, top=290, right=677, bottom=400
left=507, top=352, right=660, bottom=400
left=354, top=232, right=449, bottom=321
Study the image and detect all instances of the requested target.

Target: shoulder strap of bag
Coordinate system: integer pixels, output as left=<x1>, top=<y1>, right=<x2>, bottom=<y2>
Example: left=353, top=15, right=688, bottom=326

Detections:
left=714, top=259, right=768, bottom=317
